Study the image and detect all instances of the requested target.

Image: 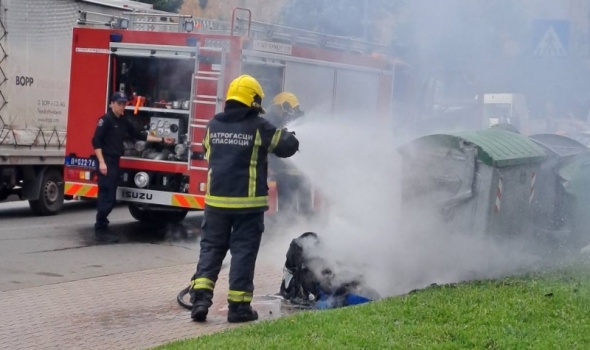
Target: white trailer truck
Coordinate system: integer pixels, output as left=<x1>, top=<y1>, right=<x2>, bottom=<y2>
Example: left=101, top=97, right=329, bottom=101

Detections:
left=0, top=0, right=154, bottom=215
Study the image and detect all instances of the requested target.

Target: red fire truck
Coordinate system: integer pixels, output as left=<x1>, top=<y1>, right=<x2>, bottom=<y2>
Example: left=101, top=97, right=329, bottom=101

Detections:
left=64, top=8, right=400, bottom=222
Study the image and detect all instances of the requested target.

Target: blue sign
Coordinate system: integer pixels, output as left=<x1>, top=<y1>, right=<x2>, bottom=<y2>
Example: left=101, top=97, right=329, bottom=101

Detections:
left=532, top=19, right=570, bottom=57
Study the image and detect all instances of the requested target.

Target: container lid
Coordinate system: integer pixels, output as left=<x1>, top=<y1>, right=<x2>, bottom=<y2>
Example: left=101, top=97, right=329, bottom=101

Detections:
left=529, top=133, right=587, bottom=157
left=400, top=129, right=547, bottom=168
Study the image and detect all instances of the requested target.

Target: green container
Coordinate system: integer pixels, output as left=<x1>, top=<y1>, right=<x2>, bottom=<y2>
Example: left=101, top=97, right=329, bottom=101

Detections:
left=399, top=129, right=547, bottom=237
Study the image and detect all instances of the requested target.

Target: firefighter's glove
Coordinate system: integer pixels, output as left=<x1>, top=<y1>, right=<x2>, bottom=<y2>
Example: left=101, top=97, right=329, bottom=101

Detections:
left=282, top=128, right=295, bottom=136
left=273, top=130, right=299, bottom=158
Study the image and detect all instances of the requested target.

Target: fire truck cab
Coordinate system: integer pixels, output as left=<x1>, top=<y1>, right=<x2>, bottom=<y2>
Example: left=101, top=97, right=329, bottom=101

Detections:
left=64, top=9, right=399, bottom=222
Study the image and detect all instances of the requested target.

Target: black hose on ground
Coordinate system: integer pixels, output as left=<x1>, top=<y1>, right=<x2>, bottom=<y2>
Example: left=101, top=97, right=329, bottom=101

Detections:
left=177, top=285, right=193, bottom=310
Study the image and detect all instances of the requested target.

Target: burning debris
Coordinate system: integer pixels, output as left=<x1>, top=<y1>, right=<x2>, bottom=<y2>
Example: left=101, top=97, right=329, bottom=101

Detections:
left=279, top=232, right=381, bottom=309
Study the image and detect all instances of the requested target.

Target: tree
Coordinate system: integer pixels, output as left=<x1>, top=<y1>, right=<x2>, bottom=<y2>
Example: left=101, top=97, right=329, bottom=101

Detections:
left=132, top=0, right=184, bottom=13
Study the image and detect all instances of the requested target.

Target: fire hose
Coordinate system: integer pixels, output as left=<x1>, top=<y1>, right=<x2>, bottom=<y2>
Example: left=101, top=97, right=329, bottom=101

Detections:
left=177, top=285, right=193, bottom=310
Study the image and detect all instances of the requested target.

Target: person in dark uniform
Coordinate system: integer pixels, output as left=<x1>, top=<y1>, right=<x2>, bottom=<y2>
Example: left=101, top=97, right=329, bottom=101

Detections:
left=91, top=92, right=175, bottom=243
left=189, top=75, right=299, bottom=323
left=265, top=92, right=312, bottom=217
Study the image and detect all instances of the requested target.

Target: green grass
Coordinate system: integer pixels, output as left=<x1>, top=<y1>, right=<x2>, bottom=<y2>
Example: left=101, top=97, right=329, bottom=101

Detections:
left=156, top=262, right=590, bottom=349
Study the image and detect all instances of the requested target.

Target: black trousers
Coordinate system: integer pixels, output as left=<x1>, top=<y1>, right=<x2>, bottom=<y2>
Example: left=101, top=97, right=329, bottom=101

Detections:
left=192, top=210, right=264, bottom=300
left=95, top=156, right=120, bottom=231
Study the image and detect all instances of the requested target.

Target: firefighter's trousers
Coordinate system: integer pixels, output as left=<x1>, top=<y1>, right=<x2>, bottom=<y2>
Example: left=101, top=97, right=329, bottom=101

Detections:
left=191, top=210, right=264, bottom=304
left=95, top=156, right=120, bottom=231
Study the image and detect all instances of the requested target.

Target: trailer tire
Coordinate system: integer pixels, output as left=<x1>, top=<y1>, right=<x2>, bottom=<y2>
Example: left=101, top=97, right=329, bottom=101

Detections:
left=28, top=169, right=64, bottom=216
left=128, top=203, right=188, bottom=223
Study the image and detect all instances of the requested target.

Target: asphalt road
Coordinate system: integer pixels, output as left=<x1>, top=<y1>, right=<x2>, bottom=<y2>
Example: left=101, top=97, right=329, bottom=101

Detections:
left=0, top=199, right=203, bottom=292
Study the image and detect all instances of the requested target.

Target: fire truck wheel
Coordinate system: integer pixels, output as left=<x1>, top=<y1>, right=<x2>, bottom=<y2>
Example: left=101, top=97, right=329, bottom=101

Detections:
left=128, top=204, right=155, bottom=222
left=29, top=169, right=64, bottom=216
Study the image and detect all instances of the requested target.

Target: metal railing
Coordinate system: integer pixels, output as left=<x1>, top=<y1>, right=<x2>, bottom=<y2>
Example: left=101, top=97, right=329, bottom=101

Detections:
left=77, top=11, right=195, bottom=32
left=77, top=7, right=392, bottom=54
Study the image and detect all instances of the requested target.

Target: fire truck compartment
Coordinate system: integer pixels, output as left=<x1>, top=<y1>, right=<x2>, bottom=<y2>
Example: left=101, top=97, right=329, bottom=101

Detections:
left=110, top=45, right=196, bottom=163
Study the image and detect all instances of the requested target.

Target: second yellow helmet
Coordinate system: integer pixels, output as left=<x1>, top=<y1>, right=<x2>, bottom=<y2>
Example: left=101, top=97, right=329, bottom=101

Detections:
left=272, top=92, right=300, bottom=111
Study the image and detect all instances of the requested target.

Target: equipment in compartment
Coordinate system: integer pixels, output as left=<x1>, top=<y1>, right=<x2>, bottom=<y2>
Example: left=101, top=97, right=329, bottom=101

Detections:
left=124, top=112, right=189, bottom=162
left=150, top=115, right=181, bottom=140
left=111, top=49, right=195, bottom=163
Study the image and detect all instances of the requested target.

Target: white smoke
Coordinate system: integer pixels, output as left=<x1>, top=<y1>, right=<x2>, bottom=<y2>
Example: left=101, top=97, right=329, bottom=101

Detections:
left=254, top=0, right=588, bottom=299
left=258, top=109, right=544, bottom=298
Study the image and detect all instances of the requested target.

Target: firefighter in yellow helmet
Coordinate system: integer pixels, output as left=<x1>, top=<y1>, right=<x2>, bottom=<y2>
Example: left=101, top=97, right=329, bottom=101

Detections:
left=265, top=92, right=313, bottom=218
left=188, top=75, right=299, bottom=323
left=266, top=91, right=305, bottom=128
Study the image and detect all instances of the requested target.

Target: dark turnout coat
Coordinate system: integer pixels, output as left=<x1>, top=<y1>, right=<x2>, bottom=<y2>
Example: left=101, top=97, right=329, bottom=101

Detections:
left=203, top=102, right=299, bottom=213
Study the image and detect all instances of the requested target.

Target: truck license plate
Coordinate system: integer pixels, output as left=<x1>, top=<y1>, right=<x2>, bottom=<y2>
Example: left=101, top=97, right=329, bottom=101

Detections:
left=65, top=157, right=97, bottom=169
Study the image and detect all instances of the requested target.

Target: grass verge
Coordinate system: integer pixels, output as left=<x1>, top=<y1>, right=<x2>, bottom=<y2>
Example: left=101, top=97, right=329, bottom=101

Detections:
left=155, top=262, right=590, bottom=349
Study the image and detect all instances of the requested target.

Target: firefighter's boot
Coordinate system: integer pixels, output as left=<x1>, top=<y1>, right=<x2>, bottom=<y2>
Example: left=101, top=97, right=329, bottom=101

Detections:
left=190, top=289, right=213, bottom=322
left=227, top=302, right=259, bottom=323
left=94, top=228, right=120, bottom=243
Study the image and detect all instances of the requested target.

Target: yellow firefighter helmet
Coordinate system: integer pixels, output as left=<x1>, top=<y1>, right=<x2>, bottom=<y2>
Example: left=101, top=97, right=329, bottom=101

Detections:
left=225, top=75, right=265, bottom=112
left=272, top=92, right=300, bottom=112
